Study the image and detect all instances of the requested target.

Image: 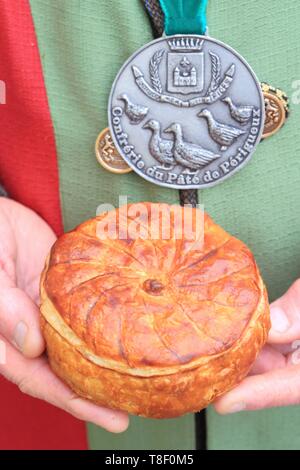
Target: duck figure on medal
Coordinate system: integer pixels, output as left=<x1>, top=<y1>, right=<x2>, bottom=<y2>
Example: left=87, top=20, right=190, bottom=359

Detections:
left=100, top=0, right=288, bottom=189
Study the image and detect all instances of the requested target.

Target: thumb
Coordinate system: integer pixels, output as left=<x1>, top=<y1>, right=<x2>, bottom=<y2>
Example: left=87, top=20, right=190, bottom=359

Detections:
left=268, top=279, right=300, bottom=344
left=0, top=269, right=45, bottom=358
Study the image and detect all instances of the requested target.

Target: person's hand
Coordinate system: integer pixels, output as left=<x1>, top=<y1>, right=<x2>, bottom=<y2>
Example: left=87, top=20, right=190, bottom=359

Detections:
left=214, top=279, right=300, bottom=414
left=0, top=198, right=129, bottom=432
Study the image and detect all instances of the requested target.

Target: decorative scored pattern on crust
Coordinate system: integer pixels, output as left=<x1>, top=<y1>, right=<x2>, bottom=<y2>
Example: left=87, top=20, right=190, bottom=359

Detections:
left=40, top=284, right=269, bottom=417
left=43, top=203, right=263, bottom=370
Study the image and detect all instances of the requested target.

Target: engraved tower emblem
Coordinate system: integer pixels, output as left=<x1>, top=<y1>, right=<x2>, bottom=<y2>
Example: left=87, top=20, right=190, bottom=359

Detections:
left=167, top=37, right=204, bottom=94
left=173, top=57, right=197, bottom=87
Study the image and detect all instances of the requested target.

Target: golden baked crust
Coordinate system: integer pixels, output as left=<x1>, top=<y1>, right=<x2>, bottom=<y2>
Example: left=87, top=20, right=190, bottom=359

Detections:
left=40, top=203, right=270, bottom=418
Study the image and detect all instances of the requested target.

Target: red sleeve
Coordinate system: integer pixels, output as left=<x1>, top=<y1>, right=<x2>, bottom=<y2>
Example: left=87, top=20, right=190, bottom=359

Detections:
left=0, top=0, right=87, bottom=449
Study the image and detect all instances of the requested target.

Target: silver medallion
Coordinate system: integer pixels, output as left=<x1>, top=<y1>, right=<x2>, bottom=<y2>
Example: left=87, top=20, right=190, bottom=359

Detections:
left=108, top=35, right=265, bottom=189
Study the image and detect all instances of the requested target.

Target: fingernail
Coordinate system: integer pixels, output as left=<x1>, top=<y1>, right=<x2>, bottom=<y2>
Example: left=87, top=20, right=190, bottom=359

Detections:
left=13, top=321, right=28, bottom=352
left=226, top=402, right=246, bottom=414
left=270, top=306, right=290, bottom=333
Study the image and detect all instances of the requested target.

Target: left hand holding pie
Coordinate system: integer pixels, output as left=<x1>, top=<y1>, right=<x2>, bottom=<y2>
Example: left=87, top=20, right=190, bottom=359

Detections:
left=214, top=279, right=300, bottom=413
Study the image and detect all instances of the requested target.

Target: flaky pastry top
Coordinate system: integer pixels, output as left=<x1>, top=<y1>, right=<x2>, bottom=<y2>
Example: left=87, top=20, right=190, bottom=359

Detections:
left=43, top=203, right=261, bottom=369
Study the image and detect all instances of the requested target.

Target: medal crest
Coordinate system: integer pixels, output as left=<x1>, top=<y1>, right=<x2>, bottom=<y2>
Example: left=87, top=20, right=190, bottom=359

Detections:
left=132, top=37, right=235, bottom=107
left=109, top=35, right=265, bottom=189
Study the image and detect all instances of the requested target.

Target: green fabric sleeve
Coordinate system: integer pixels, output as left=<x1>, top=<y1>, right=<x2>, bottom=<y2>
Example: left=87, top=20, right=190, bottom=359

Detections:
left=205, top=0, right=300, bottom=450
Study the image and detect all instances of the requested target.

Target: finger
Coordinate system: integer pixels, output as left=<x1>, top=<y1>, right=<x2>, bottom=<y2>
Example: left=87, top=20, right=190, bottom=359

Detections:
left=268, top=279, right=300, bottom=344
left=12, top=202, right=56, bottom=303
left=249, top=344, right=286, bottom=375
left=214, top=364, right=300, bottom=414
left=0, top=269, right=45, bottom=358
left=271, top=343, right=296, bottom=355
left=0, top=336, right=129, bottom=433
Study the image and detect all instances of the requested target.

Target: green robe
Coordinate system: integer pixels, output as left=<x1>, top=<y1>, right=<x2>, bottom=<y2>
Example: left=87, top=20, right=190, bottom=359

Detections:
left=29, top=0, right=300, bottom=450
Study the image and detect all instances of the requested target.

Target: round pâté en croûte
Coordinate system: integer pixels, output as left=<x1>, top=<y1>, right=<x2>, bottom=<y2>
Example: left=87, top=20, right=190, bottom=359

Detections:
left=40, top=203, right=270, bottom=419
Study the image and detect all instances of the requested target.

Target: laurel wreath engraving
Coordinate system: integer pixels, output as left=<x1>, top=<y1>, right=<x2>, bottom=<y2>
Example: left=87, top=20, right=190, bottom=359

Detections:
left=132, top=49, right=235, bottom=108
left=208, top=52, right=221, bottom=93
left=149, top=49, right=165, bottom=94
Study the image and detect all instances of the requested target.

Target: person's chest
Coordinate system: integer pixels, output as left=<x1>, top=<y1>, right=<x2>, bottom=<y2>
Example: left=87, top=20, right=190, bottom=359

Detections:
left=28, top=0, right=300, bottom=451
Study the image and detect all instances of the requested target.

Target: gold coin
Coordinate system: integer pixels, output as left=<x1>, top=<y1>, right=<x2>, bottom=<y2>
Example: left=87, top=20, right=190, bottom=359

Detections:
left=261, top=83, right=289, bottom=139
left=95, top=128, right=132, bottom=174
